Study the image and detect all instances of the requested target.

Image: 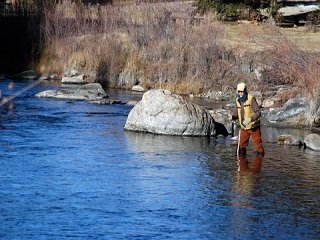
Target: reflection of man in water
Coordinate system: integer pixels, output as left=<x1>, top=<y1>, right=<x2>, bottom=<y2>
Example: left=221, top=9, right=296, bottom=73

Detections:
left=238, top=154, right=263, bottom=173
left=230, top=154, right=264, bottom=236
left=232, top=154, right=264, bottom=205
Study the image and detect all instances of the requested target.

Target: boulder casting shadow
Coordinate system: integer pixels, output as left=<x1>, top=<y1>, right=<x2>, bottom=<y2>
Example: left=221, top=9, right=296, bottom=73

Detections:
left=124, top=89, right=215, bottom=136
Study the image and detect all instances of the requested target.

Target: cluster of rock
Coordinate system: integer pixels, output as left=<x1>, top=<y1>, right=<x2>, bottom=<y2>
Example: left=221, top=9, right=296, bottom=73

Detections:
left=35, top=68, right=127, bottom=104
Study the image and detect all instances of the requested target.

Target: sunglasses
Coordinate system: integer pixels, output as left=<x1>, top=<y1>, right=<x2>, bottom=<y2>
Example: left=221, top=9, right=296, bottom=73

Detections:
left=238, top=91, right=244, bottom=93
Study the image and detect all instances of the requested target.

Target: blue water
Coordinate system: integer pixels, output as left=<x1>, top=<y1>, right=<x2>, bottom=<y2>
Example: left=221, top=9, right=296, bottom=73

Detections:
left=0, top=80, right=319, bottom=239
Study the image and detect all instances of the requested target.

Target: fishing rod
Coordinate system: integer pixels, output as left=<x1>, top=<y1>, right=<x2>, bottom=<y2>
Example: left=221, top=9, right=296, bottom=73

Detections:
left=237, top=128, right=241, bottom=157
left=231, top=120, right=241, bottom=157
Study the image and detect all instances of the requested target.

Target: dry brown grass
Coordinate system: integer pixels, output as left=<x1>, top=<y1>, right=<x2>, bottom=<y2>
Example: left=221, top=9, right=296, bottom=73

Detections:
left=224, top=23, right=320, bottom=53
left=40, top=1, right=246, bottom=94
left=39, top=2, right=320, bottom=97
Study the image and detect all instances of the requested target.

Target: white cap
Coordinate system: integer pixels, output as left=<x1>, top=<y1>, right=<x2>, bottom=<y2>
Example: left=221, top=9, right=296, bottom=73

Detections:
left=237, top=82, right=246, bottom=92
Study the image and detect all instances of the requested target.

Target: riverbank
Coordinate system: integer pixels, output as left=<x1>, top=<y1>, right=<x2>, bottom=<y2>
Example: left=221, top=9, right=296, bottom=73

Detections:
left=37, top=4, right=319, bottom=84
left=2, top=1, right=314, bottom=130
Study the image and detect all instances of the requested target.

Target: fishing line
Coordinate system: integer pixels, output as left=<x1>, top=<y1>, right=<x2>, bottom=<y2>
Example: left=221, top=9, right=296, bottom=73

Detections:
left=0, top=79, right=43, bottom=107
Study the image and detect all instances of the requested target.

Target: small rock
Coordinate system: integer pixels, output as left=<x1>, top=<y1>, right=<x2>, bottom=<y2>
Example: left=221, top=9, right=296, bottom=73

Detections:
left=62, top=76, right=87, bottom=84
left=127, top=100, right=139, bottom=106
left=132, top=85, right=144, bottom=92
left=90, top=99, right=121, bottom=105
left=277, top=134, right=302, bottom=146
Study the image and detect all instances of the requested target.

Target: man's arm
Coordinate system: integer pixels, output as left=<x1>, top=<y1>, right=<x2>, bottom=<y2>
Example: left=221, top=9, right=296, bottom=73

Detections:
left=232, top=104, right=238, bottom=120
left=251, top=97, right=261, bottom=121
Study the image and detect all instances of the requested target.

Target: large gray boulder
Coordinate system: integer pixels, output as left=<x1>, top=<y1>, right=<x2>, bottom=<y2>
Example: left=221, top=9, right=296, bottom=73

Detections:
left=124, top=89, right=215, bottom=136
left=304, top=133, right=320, bottom=151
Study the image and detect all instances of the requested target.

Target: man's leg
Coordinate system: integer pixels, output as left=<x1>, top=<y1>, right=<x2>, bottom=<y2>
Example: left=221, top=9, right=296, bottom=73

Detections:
left=239, top=129, right=250, bottom=156
left=251, top=127, right=265, bottom=155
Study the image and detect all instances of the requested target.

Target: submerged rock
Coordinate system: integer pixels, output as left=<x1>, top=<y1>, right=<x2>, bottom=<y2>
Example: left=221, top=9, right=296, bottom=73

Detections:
left=124, top=89, right=215, bottom=136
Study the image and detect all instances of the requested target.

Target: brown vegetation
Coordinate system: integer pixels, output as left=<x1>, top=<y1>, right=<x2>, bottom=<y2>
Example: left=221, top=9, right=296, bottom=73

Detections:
left=40, top=1, right=251, bottom=94
left=39, top=1, right=320, bottom=118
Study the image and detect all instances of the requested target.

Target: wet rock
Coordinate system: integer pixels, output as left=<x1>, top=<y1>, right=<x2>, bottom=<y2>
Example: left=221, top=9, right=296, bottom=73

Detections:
left=304, top=133, right=320, bottom=151
left=132, top=85, right=144, bottom=92
left=126, top=100, right=139, bottom=106
left=35, top=83, right=107, bottom=101
left=277, top=134, right=303, bottom=146
left=39, top=76, right=49, bottom=81
left=124, top=89, right=215, bottom=136
left=90, top=99, right=121, bottom=104
left=61, top=75, right=87, bottom=84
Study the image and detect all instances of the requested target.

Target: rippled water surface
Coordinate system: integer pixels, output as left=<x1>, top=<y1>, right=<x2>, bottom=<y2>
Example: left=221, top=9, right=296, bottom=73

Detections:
left=0, top=80, right=319, bottom=239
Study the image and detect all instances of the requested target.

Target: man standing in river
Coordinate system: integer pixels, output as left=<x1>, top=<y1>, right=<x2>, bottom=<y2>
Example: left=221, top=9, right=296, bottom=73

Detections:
left=232, top=82, right=265, bottom=156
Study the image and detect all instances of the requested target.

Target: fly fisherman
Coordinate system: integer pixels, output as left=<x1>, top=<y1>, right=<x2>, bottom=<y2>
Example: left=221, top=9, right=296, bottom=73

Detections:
left=232, top=82, right=265, bottom=156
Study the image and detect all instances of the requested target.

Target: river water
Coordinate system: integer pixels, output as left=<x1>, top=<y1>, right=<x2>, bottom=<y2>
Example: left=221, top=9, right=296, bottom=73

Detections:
left=0, top=80, right=319, bottom=239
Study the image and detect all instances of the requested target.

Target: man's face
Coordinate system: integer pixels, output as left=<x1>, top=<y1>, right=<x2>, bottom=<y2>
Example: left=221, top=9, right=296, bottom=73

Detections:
left=238, top=90, right=244, bottom=97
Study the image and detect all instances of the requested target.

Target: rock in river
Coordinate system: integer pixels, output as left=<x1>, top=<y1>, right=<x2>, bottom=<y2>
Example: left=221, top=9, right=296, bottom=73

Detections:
left=304, top=133, right=320, bottom=151
left=35, top=83, right=107, bottom=101
left=124, top=89, right=215, bottom=136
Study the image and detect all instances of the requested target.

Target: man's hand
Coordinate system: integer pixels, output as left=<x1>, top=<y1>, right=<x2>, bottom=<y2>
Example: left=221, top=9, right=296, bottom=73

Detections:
left=242, top=118, right=251, bottom=127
